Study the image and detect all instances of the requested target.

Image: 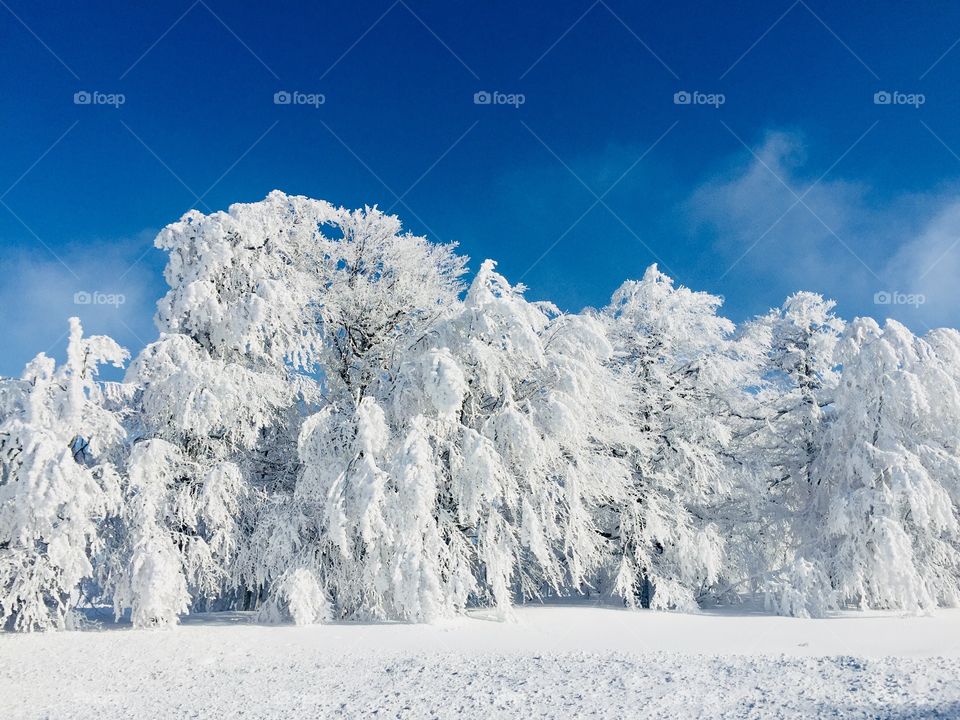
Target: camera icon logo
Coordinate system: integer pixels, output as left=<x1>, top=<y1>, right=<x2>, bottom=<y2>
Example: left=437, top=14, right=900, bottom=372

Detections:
left=74, top=91, right=92, bottom=105
left=873, top=291, right=892, bottom=305
left=474, top=91, right=492, bottom=105
left=673, top=91, right=692, bottom=105
left=73, top=291, right=92, bottom=305
left=874, top=91, right=892, bottom=105
left=274, top=91, right=292, bottom=105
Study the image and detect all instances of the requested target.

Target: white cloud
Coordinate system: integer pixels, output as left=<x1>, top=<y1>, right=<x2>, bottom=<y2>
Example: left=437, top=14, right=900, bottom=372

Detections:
left=884, top=201, right=960, bottom=329
left=687, top=131, right=960, bottom=330
left=0, top=230, right=164, bottom=378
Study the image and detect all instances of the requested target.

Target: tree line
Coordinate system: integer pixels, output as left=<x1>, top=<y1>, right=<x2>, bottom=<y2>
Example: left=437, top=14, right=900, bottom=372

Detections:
left=2, top=191, right=958, bottom=631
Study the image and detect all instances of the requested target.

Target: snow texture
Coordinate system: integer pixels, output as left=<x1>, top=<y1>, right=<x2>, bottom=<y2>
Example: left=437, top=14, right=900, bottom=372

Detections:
left=1, top=606, right=958, bottom=719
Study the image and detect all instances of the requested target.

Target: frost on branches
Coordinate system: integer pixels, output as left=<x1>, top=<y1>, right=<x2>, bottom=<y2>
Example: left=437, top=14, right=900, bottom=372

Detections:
left=2, top=191, right=960, bottom=631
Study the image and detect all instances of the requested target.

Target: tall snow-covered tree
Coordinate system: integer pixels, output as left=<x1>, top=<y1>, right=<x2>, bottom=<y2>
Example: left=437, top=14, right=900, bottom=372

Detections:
left=285, top=204, right=467, bottom=621
left=419, top=260, right=632, bottom=614
left=741, top=293, right=845, bottom=609
left=776, top=319, right=960, bottom=616
left=293, top=252, right=633, bottom=621
left=0, top=318, right=126, bottom=630
left=601, top=265, right=751, bottom=611
left=106, top=191, right=336, bottom=625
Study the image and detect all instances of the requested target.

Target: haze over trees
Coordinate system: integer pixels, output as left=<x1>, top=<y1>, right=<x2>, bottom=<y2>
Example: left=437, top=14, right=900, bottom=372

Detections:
left=2, top=191, right=959, bottom=631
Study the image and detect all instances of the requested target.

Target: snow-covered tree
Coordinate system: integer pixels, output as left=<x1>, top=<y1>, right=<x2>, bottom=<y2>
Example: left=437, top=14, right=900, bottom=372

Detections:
left=600, top=266, right=750, bottom=611
left=293, top=253, right=633, bottom=621
left=228, top=198, right=467, bottom=622
left=421, top=260, right=632, bottom=614
left=775, top=319, right=960, bottom=615
left=740, top=293, right=845, bottom=609
left=104, top=192, right=336, bottom=625
left=0, top=318, right=126, bottom=630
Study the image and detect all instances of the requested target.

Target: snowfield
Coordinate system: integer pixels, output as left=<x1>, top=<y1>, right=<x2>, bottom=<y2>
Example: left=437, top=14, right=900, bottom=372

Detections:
left=3, top=606, right=960, bottom=719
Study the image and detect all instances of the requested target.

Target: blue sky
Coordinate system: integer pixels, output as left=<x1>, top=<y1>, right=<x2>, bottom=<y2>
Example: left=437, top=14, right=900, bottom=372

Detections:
left=2, top=0, right=960, bottom=376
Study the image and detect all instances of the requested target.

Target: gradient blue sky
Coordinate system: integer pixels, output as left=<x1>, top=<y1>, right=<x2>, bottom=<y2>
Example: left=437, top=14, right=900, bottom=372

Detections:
left=3, top=0, right=960, bottom=376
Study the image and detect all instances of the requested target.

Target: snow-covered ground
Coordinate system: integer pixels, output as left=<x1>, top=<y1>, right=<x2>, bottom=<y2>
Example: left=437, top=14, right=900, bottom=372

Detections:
left=3, top=605, right=959, bottom=719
